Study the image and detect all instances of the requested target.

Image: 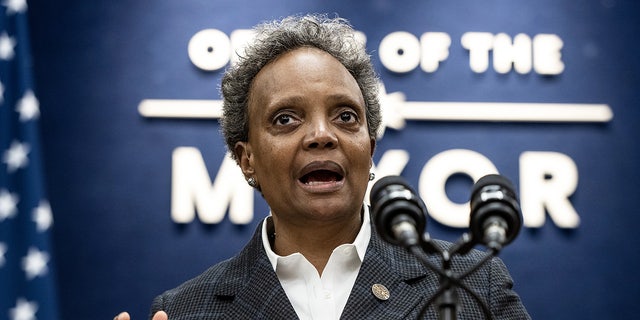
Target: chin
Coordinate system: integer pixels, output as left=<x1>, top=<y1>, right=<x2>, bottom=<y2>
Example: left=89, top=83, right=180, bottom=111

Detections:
left=305, top=198, right=361, bottom=219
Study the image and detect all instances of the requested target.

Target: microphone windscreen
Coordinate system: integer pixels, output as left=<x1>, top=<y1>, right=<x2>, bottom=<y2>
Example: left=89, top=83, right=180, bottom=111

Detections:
left=471, top=174, right=516, bottom=199
left=370, top=175, right=414, bottom=204
left=469, top=174, right=522, bottom=248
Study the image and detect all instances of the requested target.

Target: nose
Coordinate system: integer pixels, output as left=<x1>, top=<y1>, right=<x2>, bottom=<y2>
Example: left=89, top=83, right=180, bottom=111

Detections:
left=303, top=117, right=338, bottom=150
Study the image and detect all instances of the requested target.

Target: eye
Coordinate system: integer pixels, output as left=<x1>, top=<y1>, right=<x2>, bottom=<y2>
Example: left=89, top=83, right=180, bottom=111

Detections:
left=275, top=114, right=292, bottom=125
left=272, top=111, right=300, bottom=128
left=338, top=110, right=358, bottom=123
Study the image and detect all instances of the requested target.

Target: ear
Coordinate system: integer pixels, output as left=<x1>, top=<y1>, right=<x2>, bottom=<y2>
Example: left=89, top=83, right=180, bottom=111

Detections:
left=369, top=137, right=377, bottom=166
left=234, top=141, right=255, bottom=178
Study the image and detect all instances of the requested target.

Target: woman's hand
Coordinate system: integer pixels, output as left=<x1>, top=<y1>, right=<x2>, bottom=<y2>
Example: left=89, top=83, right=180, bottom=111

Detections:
left=114, top=311, right=168, bottom=320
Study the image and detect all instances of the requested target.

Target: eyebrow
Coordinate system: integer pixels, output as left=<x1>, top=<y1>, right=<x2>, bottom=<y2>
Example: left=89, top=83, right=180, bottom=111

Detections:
left=325, top=93, right=364, bottom=106
left=270, top=95, right=306, bottom=109
left=270, top=93, right=363, bottom=109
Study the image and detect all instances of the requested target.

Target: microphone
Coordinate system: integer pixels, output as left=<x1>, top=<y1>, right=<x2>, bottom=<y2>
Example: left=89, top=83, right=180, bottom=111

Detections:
left=469, top=174, right=522, bottom=251
left=370, top=175, right=427, bottom=248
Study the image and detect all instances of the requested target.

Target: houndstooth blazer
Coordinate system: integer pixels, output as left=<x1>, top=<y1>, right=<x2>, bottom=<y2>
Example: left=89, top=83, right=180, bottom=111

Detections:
left=150, top=218, right=530, bottom=320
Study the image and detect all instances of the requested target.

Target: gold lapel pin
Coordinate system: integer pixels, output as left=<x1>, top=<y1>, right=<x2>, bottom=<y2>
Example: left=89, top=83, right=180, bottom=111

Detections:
left=371, top=283, right=390, bottom=301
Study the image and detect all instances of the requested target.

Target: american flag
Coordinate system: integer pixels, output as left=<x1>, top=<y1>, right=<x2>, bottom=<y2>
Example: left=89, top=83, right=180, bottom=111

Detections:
left=0, top=0, right=60, bottom=319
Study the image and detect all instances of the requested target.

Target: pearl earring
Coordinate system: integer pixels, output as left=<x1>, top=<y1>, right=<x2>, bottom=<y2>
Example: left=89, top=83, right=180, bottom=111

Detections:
left=369, top=172, right=376, bottom=181
left=247, top=177, right=257, bottom=188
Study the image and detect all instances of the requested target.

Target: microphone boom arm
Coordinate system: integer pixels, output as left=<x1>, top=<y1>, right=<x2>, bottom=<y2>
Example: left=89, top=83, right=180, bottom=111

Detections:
left=413, top=234, right=497, bottom=320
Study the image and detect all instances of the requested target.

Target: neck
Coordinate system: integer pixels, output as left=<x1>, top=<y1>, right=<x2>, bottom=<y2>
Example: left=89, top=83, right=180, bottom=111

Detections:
left=270, top=211, right=362, bottom=275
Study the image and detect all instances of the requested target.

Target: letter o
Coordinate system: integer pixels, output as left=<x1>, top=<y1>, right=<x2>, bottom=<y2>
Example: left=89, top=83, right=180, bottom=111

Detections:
left=379, top=31, right=421, bottom=73
left=419, top=149, right=499, bottom=228
left=188, top=29, right=231, bottom=71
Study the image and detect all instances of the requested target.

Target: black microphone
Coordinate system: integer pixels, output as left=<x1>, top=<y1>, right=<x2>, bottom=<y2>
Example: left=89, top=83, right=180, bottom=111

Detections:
left=469, top=174, right=522, bottom=251
left=370, top=175, right=427, bottom=248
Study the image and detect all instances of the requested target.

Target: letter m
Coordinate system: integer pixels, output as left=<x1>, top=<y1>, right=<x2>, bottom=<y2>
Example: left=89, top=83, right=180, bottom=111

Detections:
left=171, top=147, right=254, bottom=224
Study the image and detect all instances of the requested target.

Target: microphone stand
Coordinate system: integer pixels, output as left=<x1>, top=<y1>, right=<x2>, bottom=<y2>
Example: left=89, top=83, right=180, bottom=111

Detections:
left=408, top=233, right=499, bottom=320
left=437, top=251, right=457, bottom=320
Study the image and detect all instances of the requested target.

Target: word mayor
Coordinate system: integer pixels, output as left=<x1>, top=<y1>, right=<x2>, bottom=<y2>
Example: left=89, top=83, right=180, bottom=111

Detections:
left=188, top=29, right=565, bottom=75
left=172, top=148, right=580, bottom=229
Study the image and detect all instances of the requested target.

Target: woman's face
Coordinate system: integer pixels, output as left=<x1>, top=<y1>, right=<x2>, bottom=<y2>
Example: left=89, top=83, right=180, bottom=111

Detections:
left=235, top=47, right=375, bottom=226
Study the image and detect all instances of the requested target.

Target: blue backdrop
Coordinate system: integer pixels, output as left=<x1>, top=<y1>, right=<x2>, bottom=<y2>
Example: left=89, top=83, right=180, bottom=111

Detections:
left=25, top=0, right=640, bottom=319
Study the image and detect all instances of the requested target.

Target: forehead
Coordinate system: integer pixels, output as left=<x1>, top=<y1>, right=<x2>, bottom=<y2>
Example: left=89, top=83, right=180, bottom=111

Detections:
left=247, top=47, right=364, bottom=109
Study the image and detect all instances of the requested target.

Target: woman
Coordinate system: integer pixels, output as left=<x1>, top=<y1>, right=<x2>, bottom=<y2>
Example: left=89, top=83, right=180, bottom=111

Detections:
left=117, top=14, right=530, bottom=320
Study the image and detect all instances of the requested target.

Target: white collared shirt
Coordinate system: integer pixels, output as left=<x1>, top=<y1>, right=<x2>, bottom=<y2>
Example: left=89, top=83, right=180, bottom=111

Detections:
left=261, top=205, right=371, bottom=320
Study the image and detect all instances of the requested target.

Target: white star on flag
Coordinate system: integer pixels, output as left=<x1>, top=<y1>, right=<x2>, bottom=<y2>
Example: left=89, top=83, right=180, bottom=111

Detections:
left=0, top=189, right=19, bottom=221
left=3, top=140, right=30, bottom=173
left=33, top=200, right=53, bottom=232
left=17, top=90, right=40, bottom=121
left=0, top=31, right=16, bottom=60
left=2, top=0, right=27, bottom=15
left=9, top=298, right=38, bottom=320
left=0, top=242, right=7, bottom=267
left=22, top=247, right=49, bottom=280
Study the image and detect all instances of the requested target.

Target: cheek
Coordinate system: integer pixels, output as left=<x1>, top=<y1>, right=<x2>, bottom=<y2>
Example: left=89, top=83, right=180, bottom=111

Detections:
left=347, top=137, right=374, bottom=170
left=253, top=138, right=294, bottom=173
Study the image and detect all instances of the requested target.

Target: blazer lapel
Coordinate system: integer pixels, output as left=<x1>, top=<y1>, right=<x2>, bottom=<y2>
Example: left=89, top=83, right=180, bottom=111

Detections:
left=341, top=228, right=441, bottom=319
left=221, top=259, right=298, bottom=319
left=216, top=222, right=299, bottom=319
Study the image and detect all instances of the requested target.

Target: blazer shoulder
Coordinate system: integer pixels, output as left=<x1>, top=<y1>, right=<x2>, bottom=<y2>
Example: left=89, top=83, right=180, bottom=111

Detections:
left=150, top=256, right=236, bottom=315
left=150, top=223, right=268, bottom=319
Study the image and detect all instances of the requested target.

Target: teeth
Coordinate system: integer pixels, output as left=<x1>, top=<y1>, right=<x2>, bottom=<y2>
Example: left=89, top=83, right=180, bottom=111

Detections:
left=305, top=180, right=334, bottom=186
left=301, top=170, right=340, bottom=184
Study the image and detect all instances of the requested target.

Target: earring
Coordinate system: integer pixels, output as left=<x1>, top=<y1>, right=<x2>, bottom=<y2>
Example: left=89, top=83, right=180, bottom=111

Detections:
left=369, top=172, right=376, bottom=181
left=247, top=177, right=257, bottom=188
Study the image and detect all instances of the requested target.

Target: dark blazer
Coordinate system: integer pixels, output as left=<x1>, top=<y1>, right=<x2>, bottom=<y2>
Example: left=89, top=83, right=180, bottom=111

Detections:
left=150, top=220, right=530, bottom=319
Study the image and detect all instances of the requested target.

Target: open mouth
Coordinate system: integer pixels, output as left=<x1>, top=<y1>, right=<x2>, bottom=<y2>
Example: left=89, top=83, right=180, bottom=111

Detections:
left=300, top=169, right=344, bottom=185
left=298, top=161, right=345, bottom=188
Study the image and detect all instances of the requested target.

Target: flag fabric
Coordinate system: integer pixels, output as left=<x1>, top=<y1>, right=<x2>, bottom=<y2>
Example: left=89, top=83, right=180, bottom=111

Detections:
left=0, top=0, right=60, bottom=319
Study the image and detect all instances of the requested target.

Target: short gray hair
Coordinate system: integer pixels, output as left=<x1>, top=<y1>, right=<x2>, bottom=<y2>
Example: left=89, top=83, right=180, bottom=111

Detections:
left=220, top=14, right=381, bottom=159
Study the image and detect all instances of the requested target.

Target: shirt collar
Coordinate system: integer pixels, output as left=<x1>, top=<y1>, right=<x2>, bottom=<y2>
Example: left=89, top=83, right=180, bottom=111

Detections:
left=261, top=204, right=372, bottom=271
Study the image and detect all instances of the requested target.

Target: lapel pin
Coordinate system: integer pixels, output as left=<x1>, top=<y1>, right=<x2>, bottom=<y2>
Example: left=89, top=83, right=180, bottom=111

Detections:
left=371, top=283, right=390, bottom=301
